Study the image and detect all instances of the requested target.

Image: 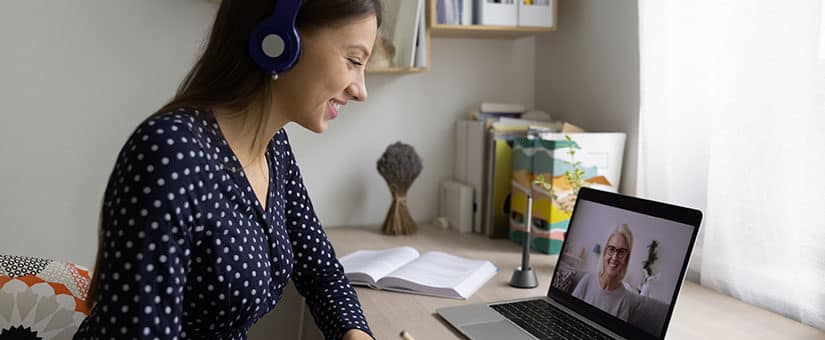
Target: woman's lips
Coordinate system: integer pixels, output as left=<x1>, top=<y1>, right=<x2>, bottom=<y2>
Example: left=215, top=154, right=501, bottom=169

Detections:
left=328, top=99, right=346, bottom=120
left=327, top=101, right=338, bottom=120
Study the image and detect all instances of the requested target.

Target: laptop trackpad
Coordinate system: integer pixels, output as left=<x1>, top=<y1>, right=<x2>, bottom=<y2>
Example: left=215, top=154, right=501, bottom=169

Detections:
left=462, top=320, right=533, bottom=340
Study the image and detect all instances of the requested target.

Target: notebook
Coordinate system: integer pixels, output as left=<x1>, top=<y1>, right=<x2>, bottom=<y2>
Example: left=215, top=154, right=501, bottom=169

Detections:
left=437, top=187, right=702, bottom=340
left=338, top=246, right=498, bottom=299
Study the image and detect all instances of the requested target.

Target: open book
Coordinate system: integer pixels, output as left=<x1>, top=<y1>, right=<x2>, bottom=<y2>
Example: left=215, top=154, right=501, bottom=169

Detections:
left=339, top=247, right=498, bottom=299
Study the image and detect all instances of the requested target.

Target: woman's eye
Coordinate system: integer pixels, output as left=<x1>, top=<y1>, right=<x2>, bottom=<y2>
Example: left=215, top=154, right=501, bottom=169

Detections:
left=347, top=58, right=364, bottom=66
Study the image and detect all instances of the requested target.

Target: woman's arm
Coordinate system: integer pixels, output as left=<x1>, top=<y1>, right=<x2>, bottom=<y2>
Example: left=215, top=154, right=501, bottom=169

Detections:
left=344, top=329, right=374, bottom=340
left=76, top=117, right=200, bottom=338
left=280, top=134, right=374, bottom=340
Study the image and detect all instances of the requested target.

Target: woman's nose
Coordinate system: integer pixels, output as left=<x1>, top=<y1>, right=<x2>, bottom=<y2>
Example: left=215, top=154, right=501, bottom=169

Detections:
left=346, top=77, right=368, bottom=101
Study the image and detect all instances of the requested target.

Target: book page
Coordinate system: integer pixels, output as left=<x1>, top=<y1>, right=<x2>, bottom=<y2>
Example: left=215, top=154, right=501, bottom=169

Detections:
left=378, top=251, right=497, bottom=299
left=338, top=247, right=420, bottom=286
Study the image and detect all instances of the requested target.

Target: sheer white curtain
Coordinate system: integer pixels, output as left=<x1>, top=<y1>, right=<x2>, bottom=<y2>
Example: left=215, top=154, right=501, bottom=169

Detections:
left=637, top=0, right=825, bottom=331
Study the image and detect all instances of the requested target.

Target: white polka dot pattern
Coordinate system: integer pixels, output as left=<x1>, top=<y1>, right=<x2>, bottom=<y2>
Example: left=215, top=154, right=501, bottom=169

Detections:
left=73, top=108, right=372, bottom=340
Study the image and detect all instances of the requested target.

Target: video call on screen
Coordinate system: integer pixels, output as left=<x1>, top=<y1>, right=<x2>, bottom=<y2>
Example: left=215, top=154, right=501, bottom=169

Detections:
left=552, top=200, right=694, bottom=337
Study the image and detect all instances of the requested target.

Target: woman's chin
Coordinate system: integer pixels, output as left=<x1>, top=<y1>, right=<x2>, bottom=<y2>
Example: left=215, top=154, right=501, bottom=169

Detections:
left=316, top=120, right=329, bottom=133
left=297, top=120, right=328, bottom=134
left=315, top=116, right=331, bottom=133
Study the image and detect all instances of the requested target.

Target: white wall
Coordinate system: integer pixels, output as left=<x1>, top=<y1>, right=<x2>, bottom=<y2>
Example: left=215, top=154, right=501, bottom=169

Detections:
left=531, top=0, right=707, bottom=283
left=0, top=0, right=215, bottom=265
left=0, top=1, right=535, bottom=269
left=534, top=0, right=640, bottom=195
left=288, top=36, right=535, bottom=236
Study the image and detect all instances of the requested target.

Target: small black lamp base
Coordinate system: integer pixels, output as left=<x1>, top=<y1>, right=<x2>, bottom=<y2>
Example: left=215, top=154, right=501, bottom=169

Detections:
left=509, top=266, right=538, bottom=288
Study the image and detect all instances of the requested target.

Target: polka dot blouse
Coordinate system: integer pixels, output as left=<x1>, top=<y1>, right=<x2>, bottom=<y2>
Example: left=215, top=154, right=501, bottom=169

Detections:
left=74, top=108, right=372, bottom=340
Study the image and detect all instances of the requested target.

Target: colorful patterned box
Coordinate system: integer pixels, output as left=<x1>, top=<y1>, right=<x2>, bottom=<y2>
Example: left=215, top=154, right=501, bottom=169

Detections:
left=509, top=133, right=626, bottom=254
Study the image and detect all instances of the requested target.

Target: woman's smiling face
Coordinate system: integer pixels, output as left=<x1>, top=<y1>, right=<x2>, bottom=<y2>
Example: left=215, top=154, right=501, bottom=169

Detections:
left=603, top=234, right=629, bottom=278
left=274, top=15, right=377, bottom=133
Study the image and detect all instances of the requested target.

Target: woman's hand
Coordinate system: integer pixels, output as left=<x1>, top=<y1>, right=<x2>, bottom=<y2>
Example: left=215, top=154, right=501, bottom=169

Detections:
left=343, top=329, right=374, bottom=340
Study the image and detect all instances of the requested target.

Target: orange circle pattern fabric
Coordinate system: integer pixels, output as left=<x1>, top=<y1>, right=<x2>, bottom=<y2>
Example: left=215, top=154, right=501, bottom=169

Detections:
left=0, top=254, right=91, bottom=340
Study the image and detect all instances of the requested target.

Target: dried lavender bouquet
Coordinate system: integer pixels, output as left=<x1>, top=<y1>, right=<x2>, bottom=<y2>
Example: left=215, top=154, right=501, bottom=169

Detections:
left=376, top=142, right=422, bottom=235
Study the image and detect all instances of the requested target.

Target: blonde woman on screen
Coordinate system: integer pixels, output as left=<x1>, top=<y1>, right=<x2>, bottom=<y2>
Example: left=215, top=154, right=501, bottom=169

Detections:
left=572, top=223, right=641, bottom=321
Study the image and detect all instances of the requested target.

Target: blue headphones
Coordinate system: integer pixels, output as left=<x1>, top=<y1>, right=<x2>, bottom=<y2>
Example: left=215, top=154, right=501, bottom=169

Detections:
left=248, top=0, right=302, bottom=79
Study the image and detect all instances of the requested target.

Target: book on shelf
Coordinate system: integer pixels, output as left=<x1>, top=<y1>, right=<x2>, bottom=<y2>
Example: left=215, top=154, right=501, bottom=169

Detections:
left=436, top=0, right=477, bottom=25
left=339, top=246, right=498, bottom=299
left=484, top=128, right=527, bottom=238
left=561, top=122, right=585, bottom=133
left=483, top=120, right=569, bottom=238
left=382, top=0, right=424, bottom=68
left=461, top=0, right=474, bottom=25
left=469, top=111, right=524, bottom=120
left=454, top=101, right=585, bottom=239
left=493, top=117, right=564, bottom=133
left=436, top=0, right=460, bottom=25
left=455, top=119, right=488, bottom=233
left=522, top=110, right=553, bottom=121
left=480, top=102, right=527, bottom=114
left=413, top=0, right=428, bottom=68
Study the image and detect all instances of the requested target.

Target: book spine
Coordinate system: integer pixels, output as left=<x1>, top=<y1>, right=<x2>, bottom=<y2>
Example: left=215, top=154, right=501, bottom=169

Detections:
left=437, top=0, right=447, bottom=24
left=480, top=102, right=526, bottom=113
left=466, top=120, right=486, bottom=234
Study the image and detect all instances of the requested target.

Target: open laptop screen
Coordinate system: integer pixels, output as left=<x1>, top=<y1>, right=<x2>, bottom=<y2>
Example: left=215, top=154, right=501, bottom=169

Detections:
left=549, top=189, right=700, bottom=339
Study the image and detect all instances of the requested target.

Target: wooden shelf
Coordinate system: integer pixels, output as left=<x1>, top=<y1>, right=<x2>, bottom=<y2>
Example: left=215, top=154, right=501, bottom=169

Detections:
left=430, top=24, right=555, bottom=39
left=426, top=0, right=556, bottom=39
left=359, top=0, right=560, bottom=72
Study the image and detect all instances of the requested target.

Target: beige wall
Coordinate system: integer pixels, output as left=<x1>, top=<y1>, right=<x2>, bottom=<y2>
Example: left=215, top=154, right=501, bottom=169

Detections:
left=534, top=0, right=640, bottom=195
left=0, top=1, right=535, bottom=268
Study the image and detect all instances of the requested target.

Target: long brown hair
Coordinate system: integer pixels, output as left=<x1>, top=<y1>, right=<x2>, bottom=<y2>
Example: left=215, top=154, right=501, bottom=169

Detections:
left=86, top=0, right=383, bottom=310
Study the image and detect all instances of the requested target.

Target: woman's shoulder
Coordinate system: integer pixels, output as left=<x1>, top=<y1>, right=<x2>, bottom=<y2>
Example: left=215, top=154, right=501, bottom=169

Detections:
left=573, top=272, right=597, bottom=293
left=136, top=107, right=216, bottom=146
left=115, top=107, right=219, bottom=176
left=580, top=272, right=598, bottom=283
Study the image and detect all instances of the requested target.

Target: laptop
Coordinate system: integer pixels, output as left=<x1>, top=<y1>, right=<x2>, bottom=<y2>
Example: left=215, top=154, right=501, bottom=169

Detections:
left=438, top=187, right=702, bottom=340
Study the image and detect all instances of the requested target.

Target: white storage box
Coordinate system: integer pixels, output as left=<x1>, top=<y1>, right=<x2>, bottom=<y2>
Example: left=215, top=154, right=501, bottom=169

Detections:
left=440, top=180, right=474, bottom=233
left=518, top=0, right=555, bottom=28
left=477, top=1, right=518, bottom=26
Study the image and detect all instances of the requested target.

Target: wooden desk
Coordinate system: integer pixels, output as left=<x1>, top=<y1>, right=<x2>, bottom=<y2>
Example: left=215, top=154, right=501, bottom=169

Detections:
left=327, top=225, right=825, bottom=340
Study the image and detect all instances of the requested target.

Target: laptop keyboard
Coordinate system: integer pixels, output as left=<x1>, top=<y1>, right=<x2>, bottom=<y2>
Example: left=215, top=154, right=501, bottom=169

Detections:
left=490, top=299, right=612, bottom=340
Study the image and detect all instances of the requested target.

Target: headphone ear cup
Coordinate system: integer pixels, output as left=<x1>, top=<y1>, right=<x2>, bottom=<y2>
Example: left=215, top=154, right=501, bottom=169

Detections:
left=249, top=23, right=301, bottom=76
left=248, top=0, right=302, bottom=76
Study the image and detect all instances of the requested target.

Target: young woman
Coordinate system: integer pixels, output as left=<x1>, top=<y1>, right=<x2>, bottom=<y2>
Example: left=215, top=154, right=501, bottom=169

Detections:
left=74, top=1, right=381, bottom=339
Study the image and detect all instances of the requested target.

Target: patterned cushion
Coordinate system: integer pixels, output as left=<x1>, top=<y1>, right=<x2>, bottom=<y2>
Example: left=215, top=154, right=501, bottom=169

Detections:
left=0, top=254, right=91, bottom=340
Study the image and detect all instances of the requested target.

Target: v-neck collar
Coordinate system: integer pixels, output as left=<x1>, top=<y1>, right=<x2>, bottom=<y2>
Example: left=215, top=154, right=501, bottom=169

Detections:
left=204, top=111, right=274, bottom=221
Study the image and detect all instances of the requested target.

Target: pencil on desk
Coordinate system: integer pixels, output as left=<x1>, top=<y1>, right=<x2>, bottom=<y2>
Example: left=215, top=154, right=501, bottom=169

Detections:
left=399, top=330, right=416, bottom=340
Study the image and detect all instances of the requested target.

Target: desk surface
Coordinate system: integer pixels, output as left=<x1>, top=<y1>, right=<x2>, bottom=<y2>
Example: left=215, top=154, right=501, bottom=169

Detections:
left=327, top=225, right=825, bottom=340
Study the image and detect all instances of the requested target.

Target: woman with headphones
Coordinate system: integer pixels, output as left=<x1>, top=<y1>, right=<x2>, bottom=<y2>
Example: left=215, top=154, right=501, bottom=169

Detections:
left=74, top=1, right=380, bottom=339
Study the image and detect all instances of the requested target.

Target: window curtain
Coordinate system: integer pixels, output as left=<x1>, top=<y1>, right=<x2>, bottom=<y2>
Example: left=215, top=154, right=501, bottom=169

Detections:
left=637, top=0, right=825, bottom=330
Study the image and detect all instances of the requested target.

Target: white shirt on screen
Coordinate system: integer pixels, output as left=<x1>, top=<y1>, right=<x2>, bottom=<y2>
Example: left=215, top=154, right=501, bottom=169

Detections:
left=571, top=272, right=642, bottom=321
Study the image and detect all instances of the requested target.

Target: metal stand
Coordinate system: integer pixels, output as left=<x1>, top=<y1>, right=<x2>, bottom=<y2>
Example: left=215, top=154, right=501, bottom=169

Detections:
left=510, top=195, right=538, bottom=288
